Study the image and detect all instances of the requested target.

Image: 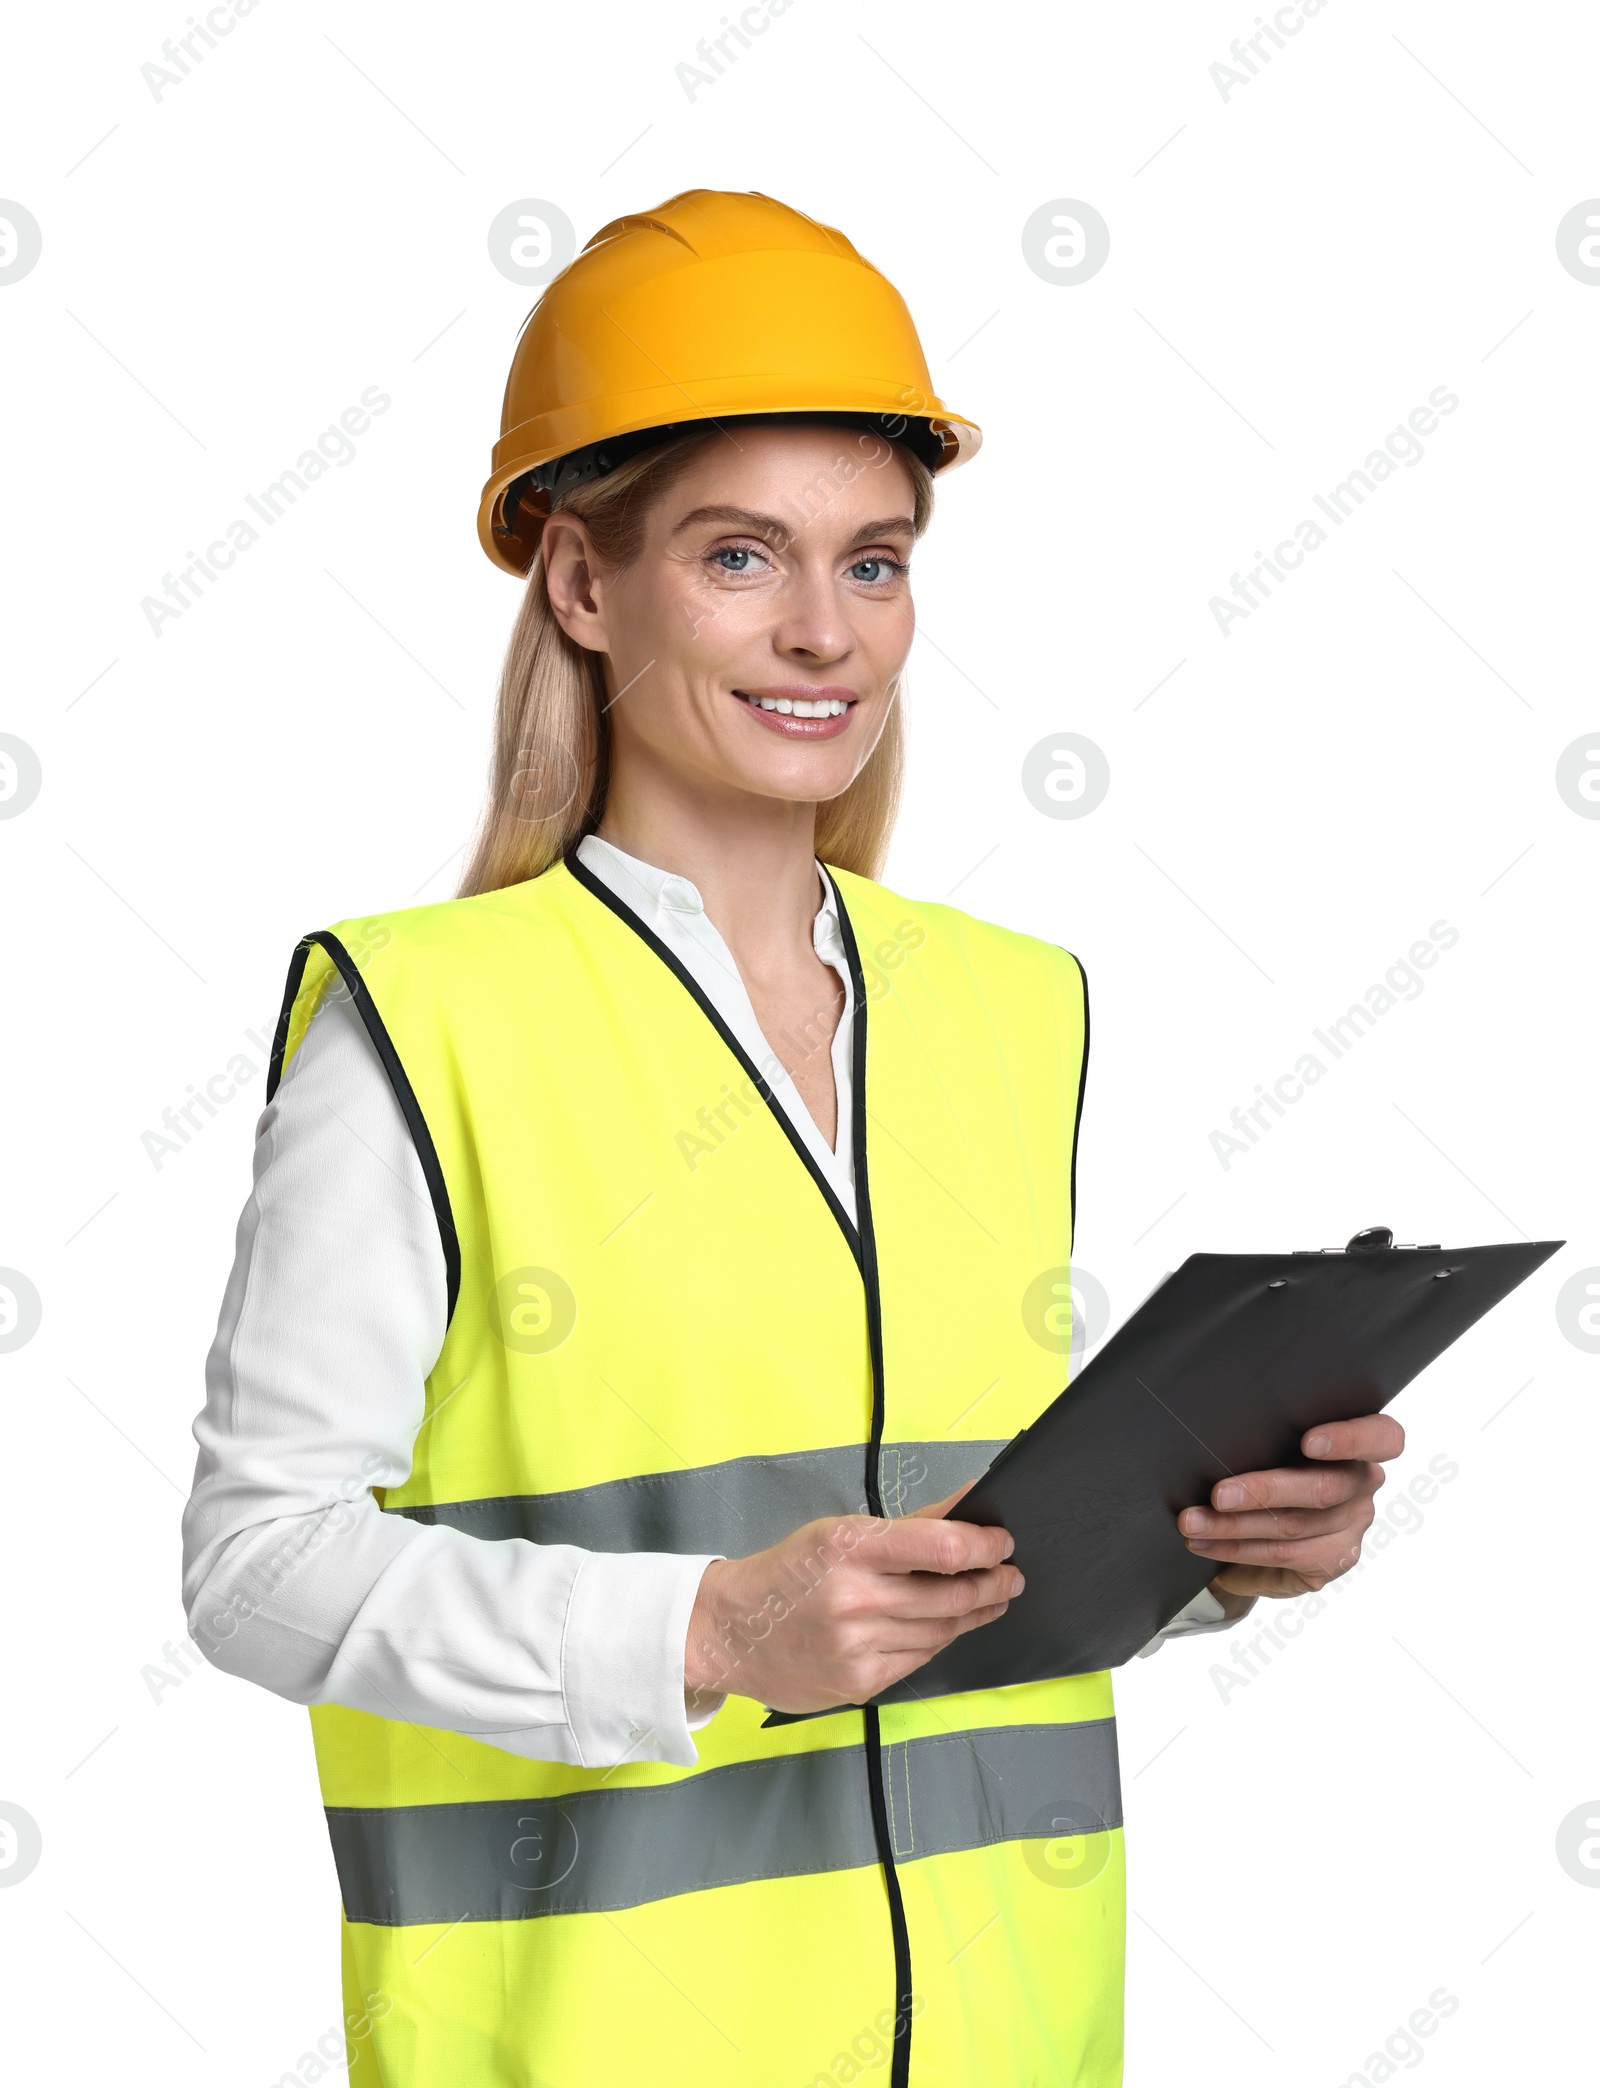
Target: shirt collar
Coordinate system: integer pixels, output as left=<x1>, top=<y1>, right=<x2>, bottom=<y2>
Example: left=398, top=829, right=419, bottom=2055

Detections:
left=577, top=833, right=844, bottom=952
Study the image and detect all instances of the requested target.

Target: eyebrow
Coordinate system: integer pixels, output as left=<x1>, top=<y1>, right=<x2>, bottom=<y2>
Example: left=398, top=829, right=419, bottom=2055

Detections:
left=669, top=504, right=916, bottom=548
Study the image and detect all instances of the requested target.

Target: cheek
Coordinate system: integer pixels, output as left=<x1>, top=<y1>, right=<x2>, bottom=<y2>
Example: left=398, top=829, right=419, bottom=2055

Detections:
left=858, top=593, right=916, bottom=681
left=604, top=574, right=741, bottom=731
left=674, top=583, right=771, bottom=662
left=630, top=563, right=768, bottom=678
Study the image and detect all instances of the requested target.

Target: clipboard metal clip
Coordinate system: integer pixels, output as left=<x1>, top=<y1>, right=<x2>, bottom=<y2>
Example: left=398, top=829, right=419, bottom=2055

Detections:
left=1292, top=1228, right=1446, bottom=1257
left=1345, top=1227, right=1445, bottom=1254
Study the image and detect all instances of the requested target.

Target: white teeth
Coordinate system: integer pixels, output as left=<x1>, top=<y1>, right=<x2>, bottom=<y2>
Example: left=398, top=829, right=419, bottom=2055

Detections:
left=746, top=695, right=849, bottom=717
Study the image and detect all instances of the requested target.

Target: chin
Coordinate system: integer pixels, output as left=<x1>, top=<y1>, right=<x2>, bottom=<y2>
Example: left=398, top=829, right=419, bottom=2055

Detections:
left=727, top=750, right=862, bottom=804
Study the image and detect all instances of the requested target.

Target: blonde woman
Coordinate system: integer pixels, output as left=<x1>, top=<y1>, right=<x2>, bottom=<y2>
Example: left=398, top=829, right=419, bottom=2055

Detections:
left=184, top=190, right=1400, bottom=2087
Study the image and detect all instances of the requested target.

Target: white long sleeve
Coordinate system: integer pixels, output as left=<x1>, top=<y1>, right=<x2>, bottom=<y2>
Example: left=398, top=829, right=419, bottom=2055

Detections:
left=1138, top=1585, right=1236, bottom=1651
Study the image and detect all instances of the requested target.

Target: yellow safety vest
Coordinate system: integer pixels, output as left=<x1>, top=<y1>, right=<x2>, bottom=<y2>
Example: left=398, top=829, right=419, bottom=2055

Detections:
left=270, top=854, right=1122, bottom=2088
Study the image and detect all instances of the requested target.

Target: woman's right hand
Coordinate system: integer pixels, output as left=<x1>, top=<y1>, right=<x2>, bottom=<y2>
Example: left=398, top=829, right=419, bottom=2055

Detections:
left=682, top=1502, right=1022, bottom=1715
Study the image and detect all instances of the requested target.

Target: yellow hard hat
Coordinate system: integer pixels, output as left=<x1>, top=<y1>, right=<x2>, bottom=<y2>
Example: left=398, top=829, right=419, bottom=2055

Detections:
left=477, top=188, right=982, bottom=575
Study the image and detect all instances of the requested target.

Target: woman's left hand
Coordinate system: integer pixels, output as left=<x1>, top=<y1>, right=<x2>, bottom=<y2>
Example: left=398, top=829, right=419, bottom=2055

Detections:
left=1178, top=1413, right=1406, bottom=1599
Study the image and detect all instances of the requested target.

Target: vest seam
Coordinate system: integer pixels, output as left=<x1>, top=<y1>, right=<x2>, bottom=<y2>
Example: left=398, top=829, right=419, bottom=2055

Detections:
left=884, top=1738, right=902, bottom=1854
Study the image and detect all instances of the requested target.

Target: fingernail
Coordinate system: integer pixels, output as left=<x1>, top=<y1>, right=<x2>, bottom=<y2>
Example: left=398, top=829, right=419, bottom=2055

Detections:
left=1215, top=1483, right=1244, bottom=1509
left=1002, top=1537, right=1015, bottom=1559
left=1180, top=1509, right=1209, bottom=1533
left=1012, top=1572, right=1026, bottom=1595
left=1306, top=1432, right=1331, bottom=1456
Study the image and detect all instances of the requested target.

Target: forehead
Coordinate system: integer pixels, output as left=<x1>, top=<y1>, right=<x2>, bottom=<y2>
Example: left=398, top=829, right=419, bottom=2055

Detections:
left=657, top=422, right=917, bottom=543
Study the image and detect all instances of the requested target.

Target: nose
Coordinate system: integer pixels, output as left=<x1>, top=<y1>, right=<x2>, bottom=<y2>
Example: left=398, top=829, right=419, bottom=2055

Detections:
left=770, top=562, right=854, bottom=665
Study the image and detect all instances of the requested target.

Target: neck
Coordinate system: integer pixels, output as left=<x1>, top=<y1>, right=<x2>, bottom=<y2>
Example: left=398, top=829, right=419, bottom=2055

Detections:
left=594, top=767, right=825, bottom=980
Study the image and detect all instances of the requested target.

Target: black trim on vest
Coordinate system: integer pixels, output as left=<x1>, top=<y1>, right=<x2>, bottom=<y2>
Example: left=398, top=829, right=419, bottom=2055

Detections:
left=829, top=872, right=915, bottom=2088
left=824, top=870, right=889, bottom=1521
left=565, top=849, right=916, bottom=2088
left=266, top=938, right=315, bottom=1104
left=563, top=849, right=864, bottom=1267
left=861, top=1700, right=916, bottom=2086
left=266, top=930, right=463, bottom=1325
left=1066, top=951, right=1090, bottom=1247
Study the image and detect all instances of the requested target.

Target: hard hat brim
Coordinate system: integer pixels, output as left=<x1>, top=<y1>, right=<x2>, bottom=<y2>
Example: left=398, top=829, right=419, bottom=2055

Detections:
left=477, top=393, right=980, bottom=577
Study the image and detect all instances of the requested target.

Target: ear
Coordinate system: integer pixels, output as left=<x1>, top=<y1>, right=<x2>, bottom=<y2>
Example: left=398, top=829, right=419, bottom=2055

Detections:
left=541, top=512, right=610, bottom=654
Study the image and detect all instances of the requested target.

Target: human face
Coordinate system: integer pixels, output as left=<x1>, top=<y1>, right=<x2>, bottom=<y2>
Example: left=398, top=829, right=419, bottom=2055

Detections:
left=544, top=423, right=919, bottom=813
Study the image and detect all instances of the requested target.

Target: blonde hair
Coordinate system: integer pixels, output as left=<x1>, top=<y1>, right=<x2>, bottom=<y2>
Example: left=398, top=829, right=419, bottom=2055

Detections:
left=459, top=426, right=934, bottom=896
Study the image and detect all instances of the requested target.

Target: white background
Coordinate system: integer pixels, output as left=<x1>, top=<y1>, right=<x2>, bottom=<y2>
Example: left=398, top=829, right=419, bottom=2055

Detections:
left=2, top=1, right=1596, bottom=2081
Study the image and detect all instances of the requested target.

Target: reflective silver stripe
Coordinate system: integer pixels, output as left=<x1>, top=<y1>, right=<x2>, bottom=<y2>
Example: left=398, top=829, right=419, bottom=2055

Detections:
left=327, top=1718, right=1121, bottom=1926
left=386, top=1439, right=1005, bottom=1557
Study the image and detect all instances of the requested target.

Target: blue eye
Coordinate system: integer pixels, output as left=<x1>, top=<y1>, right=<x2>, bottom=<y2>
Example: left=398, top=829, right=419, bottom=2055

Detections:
left=710, top=544, right=769, bottom=574
left=850, top=557, right=904, bottom=584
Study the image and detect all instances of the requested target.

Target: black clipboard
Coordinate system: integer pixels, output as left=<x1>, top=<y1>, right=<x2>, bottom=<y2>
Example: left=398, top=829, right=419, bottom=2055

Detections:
left=765, top=1229, right=1560, bottom=1722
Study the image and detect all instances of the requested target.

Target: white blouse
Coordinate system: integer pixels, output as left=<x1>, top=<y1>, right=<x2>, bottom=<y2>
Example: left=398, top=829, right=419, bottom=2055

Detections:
left=182, top=836, right=1223, bottom=1772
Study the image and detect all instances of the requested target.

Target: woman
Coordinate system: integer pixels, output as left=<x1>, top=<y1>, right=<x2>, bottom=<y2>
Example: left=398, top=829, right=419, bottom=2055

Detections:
left=184, top=189, right=1398, bottom=2087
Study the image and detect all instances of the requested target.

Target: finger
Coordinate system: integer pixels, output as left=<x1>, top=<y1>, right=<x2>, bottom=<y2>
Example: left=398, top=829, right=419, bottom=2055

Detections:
left=836, top=1603, right=1012, bottom=1694
left=1183, top=1532, right=1366, bottom=1573
left=1302, top=1414, right=1405, bottom=1462
left=875, top=1599, right=1013, bottom=1654
left=875, top=1563, right=1024, bottom=1620
left=824, top=1599, right=1016, bottom=1706
left=946, top=1597, right=1011, bottom=1639
left=856, top=1515, right=1015, bottom=1575
left=1208, top=1461, right=1380, bottom=1514
left=1178, top=1501, right=1355, bottom=1543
